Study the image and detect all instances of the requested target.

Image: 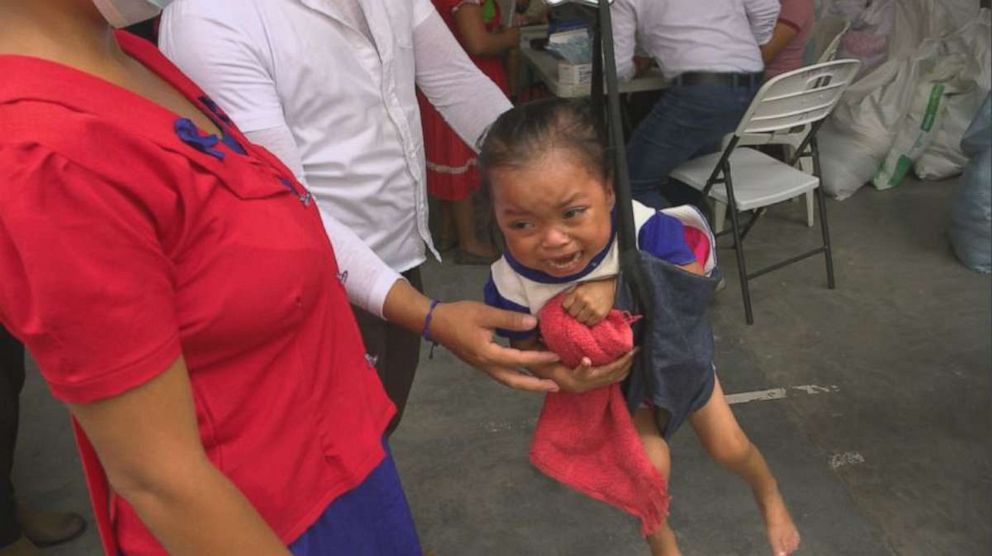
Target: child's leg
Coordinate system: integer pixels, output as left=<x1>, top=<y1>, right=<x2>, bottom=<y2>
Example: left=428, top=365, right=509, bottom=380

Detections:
left=688, top=377, right=800, bottom=556
left=633, top=408, right=680, bottom=556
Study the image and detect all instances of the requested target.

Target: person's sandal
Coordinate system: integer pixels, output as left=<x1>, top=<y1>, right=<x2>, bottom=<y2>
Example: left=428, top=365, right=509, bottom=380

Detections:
left=16, top=507, right=86, bottom=548
left=0, top=537, right=40, bottom=556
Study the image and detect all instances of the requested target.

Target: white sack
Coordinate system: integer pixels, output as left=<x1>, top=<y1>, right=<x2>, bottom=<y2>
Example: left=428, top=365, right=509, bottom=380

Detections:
left=873, top=52, right=967, bottom=189
left=914, top=10, right=991, bottom=180
left=818, top=53, right=922, bottom=198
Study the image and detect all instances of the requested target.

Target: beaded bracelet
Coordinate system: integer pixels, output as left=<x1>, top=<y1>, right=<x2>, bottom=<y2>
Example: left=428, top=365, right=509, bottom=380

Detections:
left=422, top=299, right=441, bottom=358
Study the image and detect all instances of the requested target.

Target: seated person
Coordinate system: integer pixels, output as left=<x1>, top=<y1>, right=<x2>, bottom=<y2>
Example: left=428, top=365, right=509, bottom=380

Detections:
left=762, top=0, right=816, bottom=79
left=610, top=0, right=780, bottom=209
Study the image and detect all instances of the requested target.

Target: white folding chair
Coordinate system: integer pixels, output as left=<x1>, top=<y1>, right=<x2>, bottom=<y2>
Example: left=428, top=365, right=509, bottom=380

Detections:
left=709, top=17, right=853, bottom=235
left=808, top=16, right=851, bottom=65
left=670, top=59, right=861, bottom=324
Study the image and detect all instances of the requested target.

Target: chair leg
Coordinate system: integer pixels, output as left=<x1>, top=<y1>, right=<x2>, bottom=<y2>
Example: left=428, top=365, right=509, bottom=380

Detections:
left=798, top=152, right=816, bottom=228
left=712, top=201, right=727, bottom=234
left=815, top=185, right=836, bottom=289
left=727, top=198, right=754, bottom=325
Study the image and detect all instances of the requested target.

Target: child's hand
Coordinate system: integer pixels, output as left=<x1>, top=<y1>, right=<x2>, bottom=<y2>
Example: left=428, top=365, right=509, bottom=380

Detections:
left=547, top=349, right=638, bottom=393
left=562, top=278, right=617, bottom=326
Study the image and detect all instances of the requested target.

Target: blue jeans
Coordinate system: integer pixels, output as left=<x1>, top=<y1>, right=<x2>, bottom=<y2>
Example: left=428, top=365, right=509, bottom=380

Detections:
left=626, top=81, right=761, bottom=209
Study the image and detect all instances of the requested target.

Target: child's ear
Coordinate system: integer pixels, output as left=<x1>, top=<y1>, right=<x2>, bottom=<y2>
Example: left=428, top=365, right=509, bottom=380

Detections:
left=604, top=179, right=616, bottom=209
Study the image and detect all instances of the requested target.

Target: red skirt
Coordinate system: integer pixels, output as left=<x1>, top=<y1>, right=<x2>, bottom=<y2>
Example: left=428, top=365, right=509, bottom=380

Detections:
left=418, top=56, right=508, bottom=201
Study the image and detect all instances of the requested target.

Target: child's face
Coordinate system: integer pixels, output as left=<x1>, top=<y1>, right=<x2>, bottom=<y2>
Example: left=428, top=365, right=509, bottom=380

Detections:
left=491, top=149, right=615, bottom=277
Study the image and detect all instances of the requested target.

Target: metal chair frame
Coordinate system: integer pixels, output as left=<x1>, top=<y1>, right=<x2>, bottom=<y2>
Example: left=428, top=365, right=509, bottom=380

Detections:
left=673, top=59, right=861, bottom=324
left=711, top=18, right=852, bottom=234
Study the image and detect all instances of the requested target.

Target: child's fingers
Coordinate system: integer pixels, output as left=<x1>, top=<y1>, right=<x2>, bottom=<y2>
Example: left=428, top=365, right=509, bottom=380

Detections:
left=560, top=286, right=578, bottom=310
left=566, top=302, right=586, bottom=320
left=573, top=306, right=592, bottom=324
left=575, top=303, right=611, bottom=326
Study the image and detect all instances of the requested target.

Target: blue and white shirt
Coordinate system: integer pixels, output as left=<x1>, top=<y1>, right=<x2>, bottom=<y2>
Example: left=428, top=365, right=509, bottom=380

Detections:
left=484, top=202, right=717, bottom=339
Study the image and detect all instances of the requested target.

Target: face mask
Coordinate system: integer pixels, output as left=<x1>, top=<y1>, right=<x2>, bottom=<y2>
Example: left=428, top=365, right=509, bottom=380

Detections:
left=91, top=0, right=173, bottom=28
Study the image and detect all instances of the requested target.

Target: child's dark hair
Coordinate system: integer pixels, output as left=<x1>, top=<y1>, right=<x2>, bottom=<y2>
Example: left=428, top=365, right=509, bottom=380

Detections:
left=478, top=98, right=610, bottom=191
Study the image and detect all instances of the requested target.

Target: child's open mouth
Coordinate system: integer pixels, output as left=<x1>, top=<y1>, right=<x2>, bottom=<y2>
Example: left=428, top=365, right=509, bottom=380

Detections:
left=546, top=252, right=582, bottom=272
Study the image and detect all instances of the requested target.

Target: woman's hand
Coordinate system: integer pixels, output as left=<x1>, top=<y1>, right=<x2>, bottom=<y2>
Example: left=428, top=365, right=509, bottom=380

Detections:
left=383, top=281, right=560, bottom=392
left=561, top=278, right=617, bottom=326
left=514, top=336, right=637, bottom=394
left=528, top=348, right=638, bottom=394
left=424, top=300, right=562, bottom=392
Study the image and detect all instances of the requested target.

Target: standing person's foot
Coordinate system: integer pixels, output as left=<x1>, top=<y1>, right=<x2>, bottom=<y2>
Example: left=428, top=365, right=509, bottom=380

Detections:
left=434, top=236, right=458, bottom=252
left=0, top=537, right=40, bottom=556
left=759, top=490, right=800, bottom=555
left=17, top=507, right=86, bottom=548
left=453, top=242, right=498, bottom=265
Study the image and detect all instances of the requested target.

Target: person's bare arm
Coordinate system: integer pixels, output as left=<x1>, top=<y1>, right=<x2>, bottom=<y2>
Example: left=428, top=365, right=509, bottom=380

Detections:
left=743, top=0, right=781, bottom=45
left=679, top=260, right=705, bottom=275
left=69, top=358, right=289, bottom=555
left=382, top=280, right=560, bottom=392
left=760, top=21, right=800, bottom=64
left=453, top=4, right=520, bottom=57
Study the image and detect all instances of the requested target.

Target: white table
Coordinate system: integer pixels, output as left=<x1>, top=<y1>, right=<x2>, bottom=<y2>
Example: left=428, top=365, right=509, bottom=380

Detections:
left=518, top=26, right=667, bottom=98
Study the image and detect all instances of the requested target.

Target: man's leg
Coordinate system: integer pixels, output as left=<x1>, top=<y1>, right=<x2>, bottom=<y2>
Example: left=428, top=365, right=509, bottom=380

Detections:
left=0, top=327, right=25, bottom=549
left=625, top=82, right=760, bottom=210
left=352, top=268, right=424, bottom=436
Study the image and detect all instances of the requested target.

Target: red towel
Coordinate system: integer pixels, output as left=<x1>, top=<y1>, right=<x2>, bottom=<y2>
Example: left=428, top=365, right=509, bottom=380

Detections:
left=531, top=292, right=669, bottom=536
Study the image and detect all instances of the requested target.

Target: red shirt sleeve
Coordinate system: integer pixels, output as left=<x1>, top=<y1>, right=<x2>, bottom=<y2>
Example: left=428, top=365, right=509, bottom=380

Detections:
left=0, top=145, right=181, bottom=403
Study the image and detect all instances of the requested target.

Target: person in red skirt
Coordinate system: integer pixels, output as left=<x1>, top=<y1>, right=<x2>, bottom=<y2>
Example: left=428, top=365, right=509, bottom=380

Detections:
left=418, top=0, right=520, bottom=264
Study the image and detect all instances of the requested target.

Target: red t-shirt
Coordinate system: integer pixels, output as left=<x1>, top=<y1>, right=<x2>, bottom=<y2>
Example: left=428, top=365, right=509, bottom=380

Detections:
left=0, top=32, right=394, bottom=555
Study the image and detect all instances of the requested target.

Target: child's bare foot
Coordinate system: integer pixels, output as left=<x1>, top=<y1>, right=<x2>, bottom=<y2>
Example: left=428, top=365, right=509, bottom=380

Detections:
left=760, top=489, right=800, bottom=555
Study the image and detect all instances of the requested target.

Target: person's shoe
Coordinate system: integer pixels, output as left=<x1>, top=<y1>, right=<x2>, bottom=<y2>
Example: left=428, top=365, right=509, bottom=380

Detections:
left=16, top=507, right=86, bottom=548
left=0, top=536, right=40, bottom=556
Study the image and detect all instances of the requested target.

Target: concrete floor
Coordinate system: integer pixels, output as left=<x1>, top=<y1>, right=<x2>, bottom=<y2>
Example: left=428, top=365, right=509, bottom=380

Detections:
left=15, top=175, right=991, bottom=555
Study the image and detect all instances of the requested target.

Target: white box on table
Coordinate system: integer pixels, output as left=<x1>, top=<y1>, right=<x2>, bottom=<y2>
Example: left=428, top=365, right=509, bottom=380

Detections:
left=557, top=62, right=593, bottom=86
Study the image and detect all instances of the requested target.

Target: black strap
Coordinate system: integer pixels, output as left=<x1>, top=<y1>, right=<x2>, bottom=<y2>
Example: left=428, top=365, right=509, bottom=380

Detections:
left=589, top=0, right=657, bottom=404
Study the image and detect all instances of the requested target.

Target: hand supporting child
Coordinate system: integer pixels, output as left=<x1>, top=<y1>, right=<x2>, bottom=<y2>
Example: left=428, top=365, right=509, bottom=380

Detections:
left=512, top=336, right=637, bottom=394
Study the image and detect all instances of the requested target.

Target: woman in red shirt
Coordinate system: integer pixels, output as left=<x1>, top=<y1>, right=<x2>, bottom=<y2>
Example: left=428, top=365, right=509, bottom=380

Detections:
left=0, top=1, right=633, bottom=554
